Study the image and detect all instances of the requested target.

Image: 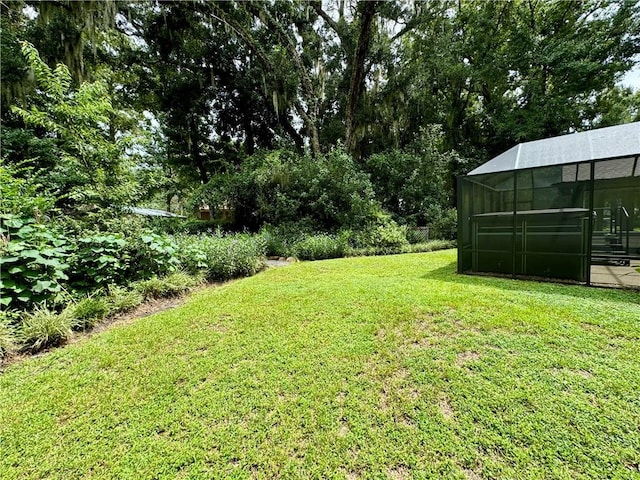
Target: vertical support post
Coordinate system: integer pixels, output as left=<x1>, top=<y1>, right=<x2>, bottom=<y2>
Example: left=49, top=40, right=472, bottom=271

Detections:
left=512, top=171, right=518, bottom=279
left=457, top=176, right=463, bottom=274
left=586, top=161, right=595, bottom=286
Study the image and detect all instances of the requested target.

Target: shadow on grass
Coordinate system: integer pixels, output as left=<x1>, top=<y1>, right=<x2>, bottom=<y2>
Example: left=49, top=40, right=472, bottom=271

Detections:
left=422, top=261, right=640, bottom=306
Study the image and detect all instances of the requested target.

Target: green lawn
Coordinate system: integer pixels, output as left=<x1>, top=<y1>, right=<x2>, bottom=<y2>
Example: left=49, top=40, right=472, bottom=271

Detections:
left=1, top=250, right=639, bottom=479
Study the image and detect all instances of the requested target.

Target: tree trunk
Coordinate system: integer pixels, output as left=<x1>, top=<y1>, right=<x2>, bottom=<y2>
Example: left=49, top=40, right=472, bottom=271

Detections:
left=345, top=1, right=378, bottom=156
left=280, top=113, right=305, bottom=154
left=189, top=115, right=209, bottom=184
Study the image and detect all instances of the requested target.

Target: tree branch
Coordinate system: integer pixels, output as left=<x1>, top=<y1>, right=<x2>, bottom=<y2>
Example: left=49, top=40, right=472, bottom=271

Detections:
left=310, top=1, right=343, bottom=43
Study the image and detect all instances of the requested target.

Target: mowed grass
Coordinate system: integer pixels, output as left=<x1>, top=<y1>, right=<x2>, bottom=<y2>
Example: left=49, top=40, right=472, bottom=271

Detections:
left=1, top=250, right=639, bottom=479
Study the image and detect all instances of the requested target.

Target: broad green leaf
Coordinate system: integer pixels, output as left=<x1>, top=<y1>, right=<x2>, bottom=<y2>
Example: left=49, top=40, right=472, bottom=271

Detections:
left=17, top=225, right=36, bottom=235
left=3, top=218, right=23, bottom=229
left=0, top=256, right=19, bottom=265
left=33, top=280, right=52, bottom=293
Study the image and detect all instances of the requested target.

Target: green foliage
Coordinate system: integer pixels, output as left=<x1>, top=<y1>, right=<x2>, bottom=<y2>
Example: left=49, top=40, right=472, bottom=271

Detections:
left=407, top=240, right=456, bottom=254
left=350, top=213, right=410, bottom=255
left=0, top=215, right=70, bottom=309
left=17, top=306, right=73, bottom=353
left=366, top=127, right=458, bottom=227
left=71, top=231, right=179, bottom=288
left=68, top=296, right=110, bottom=331
left=175, top=234, right=266, bottom=281
left=131, top=233, right=180, bottom=278
left=106, top=285, right=143, bottom=315
left=70, top=233, right=129, bottom=289
left=0, top=161, right=55, bottom=219
left=429, top=207, right=457, bottom=241
left=10, top=42, right=140, bottom=215
left=259, top=226, right=293, bottom=258
left=198, top=148, right=380, bottom=232
left=134, top=272, right=202, bottom=300
left=0, top=314, right=17, bottom=360
left=291, top=234, right=346, bottom=261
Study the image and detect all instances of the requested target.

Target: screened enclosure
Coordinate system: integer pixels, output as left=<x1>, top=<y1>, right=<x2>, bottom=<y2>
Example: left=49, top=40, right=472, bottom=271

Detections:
left=457, top=122, right=640, bottom=287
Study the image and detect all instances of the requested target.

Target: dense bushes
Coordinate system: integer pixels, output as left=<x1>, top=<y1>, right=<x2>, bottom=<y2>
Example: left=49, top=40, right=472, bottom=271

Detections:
left=197, top=148, right=380, bottom=232
left=0, top=218, right=269, bottom=358
left=291, top=234, right=347, bottom=261
left=1, top=138, right=459, bottom=361
left=134, top=271, right=204, bottom=299
left=365, top=126, right=460, bottom=230
left=175, top=234, right=266, bottom=281
left=70, top=233, right=130, bottom=288
left=0, top=215, right=70, bottom=309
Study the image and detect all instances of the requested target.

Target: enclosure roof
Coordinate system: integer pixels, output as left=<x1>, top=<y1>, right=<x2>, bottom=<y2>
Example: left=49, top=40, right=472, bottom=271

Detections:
left=468, top=122, right=640, bottom=176
left=125, top=207, right=186, bottom=218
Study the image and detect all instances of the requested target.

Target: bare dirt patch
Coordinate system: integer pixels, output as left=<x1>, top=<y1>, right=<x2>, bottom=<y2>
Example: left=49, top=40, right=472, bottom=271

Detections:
left=386, top=465, right=410, bottom=480
left=90, top=296, right=186, bottom=334
left=455, top=351, right=481, bottom=367
left=572, top=369, right=594, bottom=379
left=463, top=468, right=482, bottom=480
left=337, top=418, right=349, bottom=438
left=438, top=395, right=454, bottom=420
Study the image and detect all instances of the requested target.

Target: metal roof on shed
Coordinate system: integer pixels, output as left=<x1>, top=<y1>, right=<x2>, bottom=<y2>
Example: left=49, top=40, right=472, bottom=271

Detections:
left=468, top=122, right=640, bottom=176
left=125, top=207, right=186, bottom=218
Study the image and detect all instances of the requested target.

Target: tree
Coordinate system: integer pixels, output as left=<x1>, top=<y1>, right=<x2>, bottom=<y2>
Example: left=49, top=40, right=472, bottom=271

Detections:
left=11, top=42, right=140, bottom=215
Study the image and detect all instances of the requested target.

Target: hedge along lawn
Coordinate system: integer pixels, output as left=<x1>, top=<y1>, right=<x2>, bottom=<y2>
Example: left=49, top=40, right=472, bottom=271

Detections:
left=1, top=251, right=639, bottom=479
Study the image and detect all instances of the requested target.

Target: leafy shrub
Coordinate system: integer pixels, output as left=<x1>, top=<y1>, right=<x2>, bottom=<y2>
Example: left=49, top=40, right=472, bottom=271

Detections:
left=291, top=234, right=346, bottom=260
left=197, top=148, right=380, bottom=232
left=175, top=234, right=266, bottom=281
left=17, top=306, right=73, bottom=353
left=130, top=233, right=180, bottom=279
left=182, top=220, right=221, bottom=235
left=0, top=314, right=17, bottom=359
left=68, top=296, right=110, bottom=330
left=134, top=271, right=203, bottom=299
left=13, top=42, right=140, bottom=217
left=70, top=233, right=130, bottom=288
left=259, top=225, right=298, bottom=257
left=106, top=285, right=143, bottom=314
left=0, top=161, right=55, bottom=219
left=352, top=214, right=409, bottom=254
left=365, top=126, right=459, bottom=227
left=429, top=208, right=457, bottom=240
left=0, top=215, right=70, bottom=309
left=408, top=240, right=455, bottom=253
